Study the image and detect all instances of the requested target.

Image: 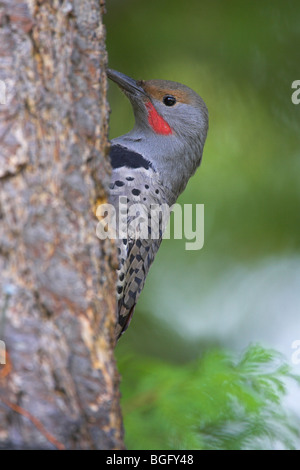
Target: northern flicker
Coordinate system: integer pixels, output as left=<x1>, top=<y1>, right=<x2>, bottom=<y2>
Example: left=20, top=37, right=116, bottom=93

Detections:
left=107, top=69, right=208, bottom=339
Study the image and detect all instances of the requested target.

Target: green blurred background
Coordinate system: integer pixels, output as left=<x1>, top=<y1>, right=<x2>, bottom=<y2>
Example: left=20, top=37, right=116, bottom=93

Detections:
left=105, top=0, right=300, bottom=449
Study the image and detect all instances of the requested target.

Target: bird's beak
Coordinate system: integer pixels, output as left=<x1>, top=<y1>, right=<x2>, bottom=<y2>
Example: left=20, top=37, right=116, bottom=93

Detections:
left=107, top=69, right=147, bottom=98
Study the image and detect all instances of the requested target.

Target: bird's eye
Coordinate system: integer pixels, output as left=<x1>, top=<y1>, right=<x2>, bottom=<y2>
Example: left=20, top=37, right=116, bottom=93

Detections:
left=163, top=95, right=177, bottom=106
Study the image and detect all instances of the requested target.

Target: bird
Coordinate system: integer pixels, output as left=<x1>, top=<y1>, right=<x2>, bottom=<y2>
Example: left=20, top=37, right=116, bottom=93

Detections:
left=107, top=68, right=208, bottom=339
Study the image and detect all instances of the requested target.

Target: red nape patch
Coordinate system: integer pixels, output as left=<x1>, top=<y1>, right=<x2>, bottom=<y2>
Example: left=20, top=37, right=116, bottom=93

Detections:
left=145, top=101, right=172, bottom=135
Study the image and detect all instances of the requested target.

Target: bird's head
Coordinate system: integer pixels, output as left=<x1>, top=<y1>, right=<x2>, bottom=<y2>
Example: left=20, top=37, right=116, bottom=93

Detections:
left=107, top=69, right=208, bottom=196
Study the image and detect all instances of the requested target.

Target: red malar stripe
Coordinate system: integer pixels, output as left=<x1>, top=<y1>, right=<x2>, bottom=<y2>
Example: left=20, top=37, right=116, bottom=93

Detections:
left=145, top=101, right=172, bottom=135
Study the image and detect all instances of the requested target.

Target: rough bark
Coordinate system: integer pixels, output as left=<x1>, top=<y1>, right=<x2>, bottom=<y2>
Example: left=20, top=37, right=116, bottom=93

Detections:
left=0, top=0, right=123, bottom=449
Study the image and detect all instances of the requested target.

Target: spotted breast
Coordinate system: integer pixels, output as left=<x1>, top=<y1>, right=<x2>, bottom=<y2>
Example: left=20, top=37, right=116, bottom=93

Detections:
left=109, top=144, right=173, bottom=339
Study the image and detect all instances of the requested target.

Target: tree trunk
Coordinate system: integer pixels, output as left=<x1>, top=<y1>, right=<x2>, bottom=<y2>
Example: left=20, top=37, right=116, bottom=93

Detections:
left=0, top=0, right=123, bottom=449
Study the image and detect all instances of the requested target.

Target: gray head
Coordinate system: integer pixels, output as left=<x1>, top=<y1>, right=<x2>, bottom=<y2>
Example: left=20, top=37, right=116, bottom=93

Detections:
left=107, top=69, right=208, bottom=197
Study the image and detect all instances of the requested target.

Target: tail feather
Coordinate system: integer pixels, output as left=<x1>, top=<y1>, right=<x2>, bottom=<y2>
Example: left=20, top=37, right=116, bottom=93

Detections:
left=116, top=301, right=136, bottom=340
